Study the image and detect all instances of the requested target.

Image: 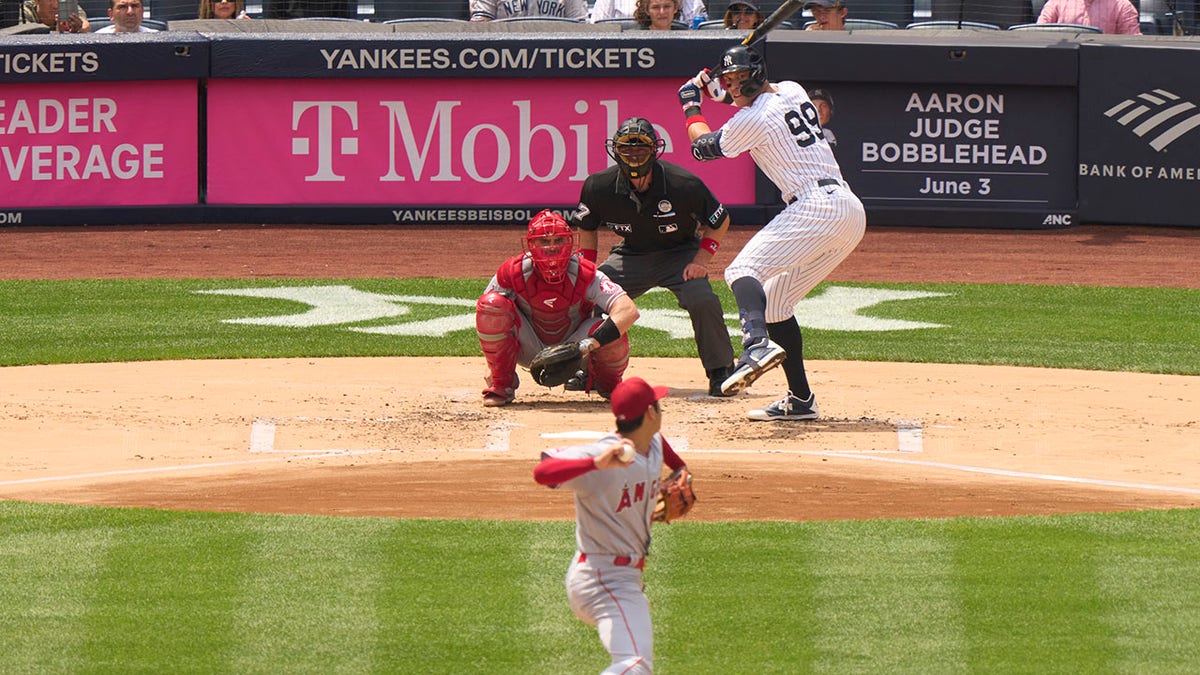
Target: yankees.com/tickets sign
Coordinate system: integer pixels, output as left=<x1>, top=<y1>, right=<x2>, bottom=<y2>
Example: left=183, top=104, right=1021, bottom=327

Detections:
left=0, top=81, right=198, bottom=208
left=205, top=78, right=754, bottom=207
left=819, top=83, right=1077, bottom=228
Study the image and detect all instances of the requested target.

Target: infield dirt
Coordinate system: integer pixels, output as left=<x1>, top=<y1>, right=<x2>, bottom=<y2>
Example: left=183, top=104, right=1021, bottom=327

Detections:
left=1, top=224, right=1197, bottom=519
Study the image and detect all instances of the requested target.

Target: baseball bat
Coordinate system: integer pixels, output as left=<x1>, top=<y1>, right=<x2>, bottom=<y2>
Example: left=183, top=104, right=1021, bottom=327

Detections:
left=741, top=0, right=805, bottom=45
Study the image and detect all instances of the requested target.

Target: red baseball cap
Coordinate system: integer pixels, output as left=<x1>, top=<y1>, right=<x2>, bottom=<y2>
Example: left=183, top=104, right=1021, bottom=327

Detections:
left=611, top=377, right=669, bottom=422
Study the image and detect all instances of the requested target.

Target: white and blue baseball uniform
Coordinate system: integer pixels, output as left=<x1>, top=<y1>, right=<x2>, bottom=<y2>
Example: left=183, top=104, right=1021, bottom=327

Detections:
left=716, top=80, right=866, bottom=322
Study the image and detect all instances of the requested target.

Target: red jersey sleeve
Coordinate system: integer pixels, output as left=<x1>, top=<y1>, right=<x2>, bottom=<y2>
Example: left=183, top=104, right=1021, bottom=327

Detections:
left=533, top=455, right=596, bottom=486
left=662, top=438, right=686, bottom=471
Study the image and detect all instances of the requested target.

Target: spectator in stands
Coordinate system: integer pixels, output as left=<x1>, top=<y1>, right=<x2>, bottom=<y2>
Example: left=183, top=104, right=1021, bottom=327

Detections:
left=469, top=0, right=588, bottom=21
left=809, top=88, right=838, bottom=150
left=635, top=0, right=682, bottom=28
left=804, top=0, right=847, bottom=30
left=1037, top=0, right=1140, bottom=34
left=592, top=0, right=706, bottom=26
left=20, top=0, right=91, bottom=32
left=96, top=0, right=157, bottom=30
left=722, top=1, right=762, bottom=28
left=199, top=0, right=249, bottom=18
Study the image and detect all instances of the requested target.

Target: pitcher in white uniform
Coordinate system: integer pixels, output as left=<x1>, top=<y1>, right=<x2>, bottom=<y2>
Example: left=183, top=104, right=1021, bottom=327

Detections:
left=677, top=44, right=867, bottom=421
left=533, top=377, right=689, bottom=674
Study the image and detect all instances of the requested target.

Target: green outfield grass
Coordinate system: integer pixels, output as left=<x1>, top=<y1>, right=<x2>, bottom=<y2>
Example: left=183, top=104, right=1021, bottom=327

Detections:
left=2, top=502, right=1198, bottom=673
left=2, top=278, right=1198, bottom=373
left=3, top=277, right=1198, bottom=672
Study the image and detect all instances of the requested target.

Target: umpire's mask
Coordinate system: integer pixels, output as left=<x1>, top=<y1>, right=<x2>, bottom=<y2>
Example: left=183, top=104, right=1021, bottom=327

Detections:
left=606, top=117, right=666, bottom=182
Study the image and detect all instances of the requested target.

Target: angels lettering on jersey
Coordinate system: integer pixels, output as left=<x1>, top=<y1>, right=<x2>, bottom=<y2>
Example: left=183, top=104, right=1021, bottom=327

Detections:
left=617, top=476, right=661, bottom=513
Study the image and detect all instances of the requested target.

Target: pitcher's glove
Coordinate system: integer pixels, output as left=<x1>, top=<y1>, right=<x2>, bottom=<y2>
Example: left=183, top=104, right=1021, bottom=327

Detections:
left=653, top=468, right=696, bottom=523
left=530, top=342, right=585, bottom=388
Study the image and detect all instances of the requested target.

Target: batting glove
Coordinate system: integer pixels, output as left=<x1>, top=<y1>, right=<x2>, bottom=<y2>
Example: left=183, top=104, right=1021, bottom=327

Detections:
left=695, top=68, right=733, bottom=104
left=678, top=80, right=703, bottom=117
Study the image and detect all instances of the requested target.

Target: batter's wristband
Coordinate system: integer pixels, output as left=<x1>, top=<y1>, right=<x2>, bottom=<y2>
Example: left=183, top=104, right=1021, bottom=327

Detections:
left=591, top=317, right=621, bottom=347
left=685, top=113, right=707, bottom=127
left=699, top=237, right=720, bottom=255
left=580, top=248, right=598, bottom=263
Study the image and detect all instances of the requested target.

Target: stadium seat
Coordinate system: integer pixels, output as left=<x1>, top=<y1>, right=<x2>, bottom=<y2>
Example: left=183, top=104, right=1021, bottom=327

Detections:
left=695, top=18, right=729, bottom=29
left=493, top=16, right=585, bottom=23
left=928, top=0, right=1033, bottom=28
left=1137, top=0, right=1186, bottom=35
left=841, top=0, right=915, bottom=27
left=1008, top=21, right=1101, bottom=32
left=382, top=17, right=467, bottom=23
left=147, top=0, right=198, bottom=21
left=372, top=0, right=469, bottom=22
left=845, top=17, right=902, bottom=28
left=592, top=16, right=640, bottom=28
left=907, top=18, right=1002, bottom=28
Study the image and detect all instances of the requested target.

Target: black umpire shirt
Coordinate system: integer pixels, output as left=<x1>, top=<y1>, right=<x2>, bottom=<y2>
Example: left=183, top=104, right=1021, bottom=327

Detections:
left=570, top=161, right=727, bottom=255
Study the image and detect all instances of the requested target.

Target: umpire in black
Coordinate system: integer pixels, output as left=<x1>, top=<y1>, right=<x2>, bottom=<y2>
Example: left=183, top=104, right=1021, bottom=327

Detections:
left=570, top=117, right=736, bottom=397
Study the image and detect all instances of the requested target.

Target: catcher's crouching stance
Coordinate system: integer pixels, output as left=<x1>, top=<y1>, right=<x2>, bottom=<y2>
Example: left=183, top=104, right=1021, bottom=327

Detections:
left=533, top=377, right=696, bottom=674
left=476, top=210, right=640, bottom=407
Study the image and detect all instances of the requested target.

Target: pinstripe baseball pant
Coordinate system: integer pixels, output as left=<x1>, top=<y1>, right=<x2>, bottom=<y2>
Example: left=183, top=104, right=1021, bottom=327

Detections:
left=724, top=181, right=866, bottom=322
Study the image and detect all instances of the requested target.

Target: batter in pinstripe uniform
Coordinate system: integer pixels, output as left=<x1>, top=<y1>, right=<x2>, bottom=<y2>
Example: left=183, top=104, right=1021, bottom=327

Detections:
left=676, top=44, right=866, bottom=421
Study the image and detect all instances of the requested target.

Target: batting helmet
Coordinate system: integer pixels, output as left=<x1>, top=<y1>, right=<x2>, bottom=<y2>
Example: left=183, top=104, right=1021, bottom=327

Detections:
left=714, top=44, right=768, bottom=98
left=523, top=210, right=576, bottom=284
left=605, top=117, right=666, bottom=182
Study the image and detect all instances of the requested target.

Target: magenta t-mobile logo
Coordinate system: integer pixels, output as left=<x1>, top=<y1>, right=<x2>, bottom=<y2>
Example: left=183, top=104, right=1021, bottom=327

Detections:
left=291, top=102, right=359, bottom=181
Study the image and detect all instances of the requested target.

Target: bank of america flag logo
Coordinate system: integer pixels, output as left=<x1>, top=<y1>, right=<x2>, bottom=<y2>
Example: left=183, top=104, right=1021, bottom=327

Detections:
left=1104, top=89, right=1200, bottom=152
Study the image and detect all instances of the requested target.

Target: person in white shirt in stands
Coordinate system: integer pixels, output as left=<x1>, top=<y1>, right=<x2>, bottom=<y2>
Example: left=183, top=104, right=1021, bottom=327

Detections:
left=469, top=0, right=588, bottom=21
left=592, top=0, right=706, bottom=27
left=97, top=0, right=158, bottom=31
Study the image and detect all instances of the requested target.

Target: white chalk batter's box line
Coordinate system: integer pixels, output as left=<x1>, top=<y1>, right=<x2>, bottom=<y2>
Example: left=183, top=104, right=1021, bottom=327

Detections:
left=4, top=417, right=1197, bottom=497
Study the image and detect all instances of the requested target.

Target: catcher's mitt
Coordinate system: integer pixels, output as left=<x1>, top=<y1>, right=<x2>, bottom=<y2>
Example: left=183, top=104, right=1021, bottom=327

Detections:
left=530, top=342, right=584, bottom=388
left=653, top=468, right=696, bottom=523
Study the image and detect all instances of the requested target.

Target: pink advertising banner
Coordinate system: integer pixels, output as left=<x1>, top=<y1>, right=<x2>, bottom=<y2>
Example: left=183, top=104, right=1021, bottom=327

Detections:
left=206, top=78, right=755, bottom=206
left=0, top=81, right=198, bottom=208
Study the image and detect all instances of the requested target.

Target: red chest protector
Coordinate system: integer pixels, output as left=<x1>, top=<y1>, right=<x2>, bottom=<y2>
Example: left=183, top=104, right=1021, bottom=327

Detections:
left=498, top=255, right=597, bottom=344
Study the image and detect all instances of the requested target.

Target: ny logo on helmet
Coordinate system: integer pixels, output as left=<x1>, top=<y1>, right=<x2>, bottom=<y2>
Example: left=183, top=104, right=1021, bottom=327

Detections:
left=723, top=54, right=734, bottom=67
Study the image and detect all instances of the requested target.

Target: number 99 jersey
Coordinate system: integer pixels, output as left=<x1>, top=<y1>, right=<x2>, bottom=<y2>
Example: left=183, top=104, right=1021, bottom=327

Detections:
left=716, top=80, right=843, bottom=206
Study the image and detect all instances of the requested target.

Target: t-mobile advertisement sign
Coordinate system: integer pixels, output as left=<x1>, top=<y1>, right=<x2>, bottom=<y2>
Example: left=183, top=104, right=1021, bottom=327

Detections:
left=205, top=78, right=754, bottom=206
left=0, top=81, right=198, bottom=208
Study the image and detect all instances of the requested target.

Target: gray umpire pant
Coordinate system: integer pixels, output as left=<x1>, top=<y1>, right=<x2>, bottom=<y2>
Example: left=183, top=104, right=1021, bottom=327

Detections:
left=600, top=245, right=735, bottom=373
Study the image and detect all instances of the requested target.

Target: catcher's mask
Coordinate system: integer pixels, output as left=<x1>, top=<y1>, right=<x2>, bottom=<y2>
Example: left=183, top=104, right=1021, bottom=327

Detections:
left=714, top=44, right=767, bottom=99
left=523, top=210, right=576, bottom=284
left=606, top=117, right=665, bottom=182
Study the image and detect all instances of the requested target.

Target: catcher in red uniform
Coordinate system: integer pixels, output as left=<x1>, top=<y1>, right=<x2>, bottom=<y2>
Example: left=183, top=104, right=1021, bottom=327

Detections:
left=475, top=210, right=641, bottom=407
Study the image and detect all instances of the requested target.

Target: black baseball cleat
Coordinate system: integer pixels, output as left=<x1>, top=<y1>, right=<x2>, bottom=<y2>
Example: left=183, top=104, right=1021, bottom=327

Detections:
left=707, top=365, right=735, bottom=397
left=564, top=369, right=587, bottom=392
left=720, top=339, right=786, bottom=396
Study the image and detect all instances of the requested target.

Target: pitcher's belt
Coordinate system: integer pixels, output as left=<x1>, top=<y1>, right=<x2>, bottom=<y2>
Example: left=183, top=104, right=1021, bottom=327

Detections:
left=577, top=552, right=645, bottom=570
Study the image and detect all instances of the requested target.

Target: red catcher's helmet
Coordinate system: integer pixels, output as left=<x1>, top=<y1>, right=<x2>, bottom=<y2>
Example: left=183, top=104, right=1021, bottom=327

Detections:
left=523, top=210, right=576, bottom=284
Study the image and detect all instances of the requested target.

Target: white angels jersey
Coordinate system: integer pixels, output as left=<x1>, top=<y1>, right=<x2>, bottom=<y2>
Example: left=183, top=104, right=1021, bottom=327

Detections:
left=545, top=432, right=665, bottom=557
